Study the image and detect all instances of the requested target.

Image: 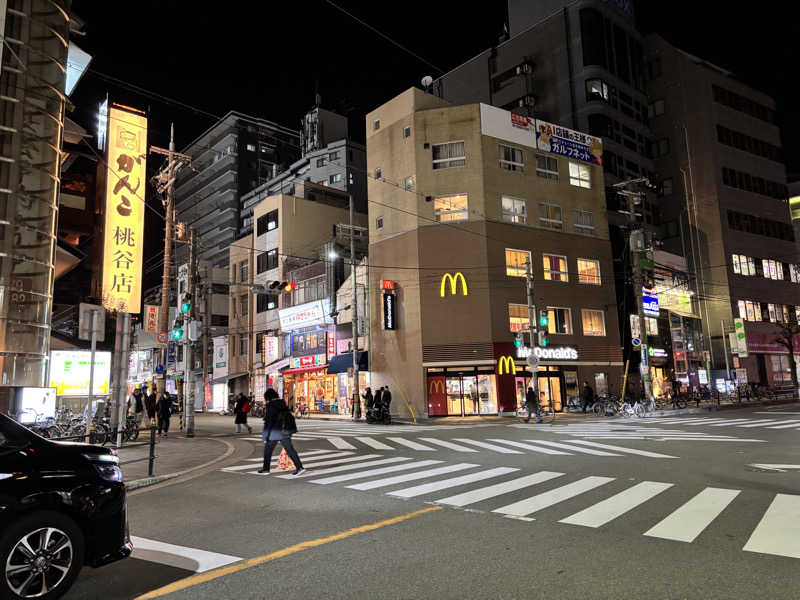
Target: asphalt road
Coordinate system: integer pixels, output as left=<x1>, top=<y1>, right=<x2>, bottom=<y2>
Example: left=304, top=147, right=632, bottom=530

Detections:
left=67, top=406, right=800, bottom=600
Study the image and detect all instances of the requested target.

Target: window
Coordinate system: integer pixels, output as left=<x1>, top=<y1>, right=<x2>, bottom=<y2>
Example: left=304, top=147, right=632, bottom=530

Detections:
left=574, top=209, right=595, bottom=235
left=768, top=303, right=779, bottom=323
left=257, top=252, right=268, bottom=274
left=790, top=264, right=800, bottom=283
left=661, top=178, right=673, bottom=196
left=403, top=126, right=411, bottom=138
left=585, top=78, right=609, bottom=101
left=432, top=141, right=466, bottom=170
left=316, top=157, right=326, bottom=167
left=329, top=173, right=342, bottom=184
left=569, top=162, right=591, bottom=188
left=266, top=209, right=278, bottom=231
left=265, top=248, right=278, bottom=271
left=536, top=155, right=559, bottom=180
left=239, top=295, right=248, bottom=318
left=581, top=309, right=605, bottom=336
left=722, top=167, right=788, bottom=200
left=239, top=261, right=248, bottom=282
left=499, top=144, right=524, bottom=172
left=502, top=196, right=526, bottom=224
left=770, top=355, right=793, bottom=383
left=716, top=125, right=782, bottom=162
left=257, top=294, right=276, bottom=313
left=434, top=194, right=468, bottom=222
left=653, top=138, right=670, bottom=157
left=240, top=334, right=249, bottom=356
left=712, top=85, right=777, bottom=124
left=373, top=119, right=380, bottom=131
left=645, top=317, right=658, bottom=336
left=732, top=254, right=756, bottom=276
left=376, top=216, right=384, bottom=229
left=505, top=248, right=531, bottom=277
left=329, top=151, right=340, bottom=161
left=177, top=344, right=183, bottom=362
left=647, top=99, right=665, bottom=118
left=737, top=299, right=762, bottom=322
left=404, top=176, right=414, bottom=192
left=543, top=254, right=568, bottom=282
left=577, top=259, right=601, bottom=285
left=246, top=143, right=256, bottom=152
left=762, top=259, right=783, bottom=280
left=727, top=209, right=794, bottom=241
left=538, top=203, right=563, bottom=230
left=256, top=214, right=268, bottom=236
left=509, top=304, right=528, bottom=332
left=546, top=307, right=572, bottom=334
left=374, top=167, right=382, bottom=179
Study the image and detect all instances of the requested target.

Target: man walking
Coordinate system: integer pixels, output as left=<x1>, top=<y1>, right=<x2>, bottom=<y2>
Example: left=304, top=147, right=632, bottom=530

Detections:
left=144, top=386, right=156, bottom=429
left=580, top=381, right=594, bottom=413
left=525, top=386, right=542, bottom=423
left=156, top=391, right=172, bottom=437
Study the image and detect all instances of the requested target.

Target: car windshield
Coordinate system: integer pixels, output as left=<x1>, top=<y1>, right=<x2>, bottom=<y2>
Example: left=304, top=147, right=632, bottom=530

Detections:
left=0, top=413, right=35, bottom=448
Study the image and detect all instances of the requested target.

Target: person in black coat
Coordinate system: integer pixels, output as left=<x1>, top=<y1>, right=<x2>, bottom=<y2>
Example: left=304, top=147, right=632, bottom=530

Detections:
left=525, top=386, right=542, bottom=423
left=258, top=388, right=305, bottom=475
left=144, top=389, right=156, bottom=429
left=383, top=386, right=392, bottom=412
left=363, top=387, right=374, bottom=410
left=580, top=381, right=594, bottom=413
left=156, top=392, right=172, bottom=437
left=234, top=392, right=252, bottom=434
left=374, top=387, right=384, bottom=410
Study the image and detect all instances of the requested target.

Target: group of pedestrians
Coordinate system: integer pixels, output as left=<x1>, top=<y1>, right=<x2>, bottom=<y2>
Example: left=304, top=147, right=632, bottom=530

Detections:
left=356, top=386, right=392, bottom=418
left=129, top=386, right=174, bottom=437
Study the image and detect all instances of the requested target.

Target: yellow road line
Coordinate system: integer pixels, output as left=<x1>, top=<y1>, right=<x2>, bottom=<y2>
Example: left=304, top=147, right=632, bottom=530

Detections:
left=135, top=505, right=442, bottom=599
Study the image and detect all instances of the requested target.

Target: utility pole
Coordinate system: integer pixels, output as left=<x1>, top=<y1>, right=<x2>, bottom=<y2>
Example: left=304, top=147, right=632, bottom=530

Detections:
left=524, top=256, right=539, bottom=402
left=185, top=228, right=196, bottom=437
left=350, top=194, right=360, bottom=419
left=201, top=266, right=211, bottom=412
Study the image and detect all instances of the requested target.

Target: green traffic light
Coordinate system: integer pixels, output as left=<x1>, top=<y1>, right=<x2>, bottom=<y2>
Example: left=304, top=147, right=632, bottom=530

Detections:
left=514, top=337, right=522, bottom=348
left=181, top=301, right=192, bottom=313
left=172, top=328, right=184, bottom=340
left=541, top=337, right=549, bottom=347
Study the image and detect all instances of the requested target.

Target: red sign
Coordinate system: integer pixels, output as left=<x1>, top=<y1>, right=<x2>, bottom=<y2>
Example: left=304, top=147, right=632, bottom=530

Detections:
left=157, top=331, right=168, bottom=344
left=427, top=377, right=447, bottom=416
left=746, top=331, right=800, bottom=354
left=380, top=279, right=395, bottom=290
left=144, top=305, right=159, bottom=333
left=327, top=330, right=336, bottom=358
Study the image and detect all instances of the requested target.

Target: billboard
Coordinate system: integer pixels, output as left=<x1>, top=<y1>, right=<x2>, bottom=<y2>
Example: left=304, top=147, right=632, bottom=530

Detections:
left=144, top=305, right=159, bottom=333
left=102, top=106, right=147, bottom=313
left=48, top=350, right=111, bottom=396
left=278, top=299, right=331, bottom=331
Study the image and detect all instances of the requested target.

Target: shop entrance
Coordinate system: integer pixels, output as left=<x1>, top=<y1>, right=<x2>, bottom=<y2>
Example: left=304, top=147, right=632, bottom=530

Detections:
left=446, top=375, right=479, bottom=416
left=537, top=372, right=563, bottom=412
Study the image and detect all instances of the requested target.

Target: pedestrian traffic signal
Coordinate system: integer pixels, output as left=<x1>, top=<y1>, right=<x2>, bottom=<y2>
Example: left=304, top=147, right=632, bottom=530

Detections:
left=537, top=330, right=549, bottom=347
left=171, top=316, right=184, bottom=340
left=539, top=310, right=549, bottom=328
left=181, top=293, right=192, bottom=313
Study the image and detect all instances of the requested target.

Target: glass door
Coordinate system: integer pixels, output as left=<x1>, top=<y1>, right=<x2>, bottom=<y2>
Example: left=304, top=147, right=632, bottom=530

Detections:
left=462, top=376, right=479, bottom=415
left=446, top=377, right=463, bottom=415
left=476, top=374, right=497, bottom=414
left=537, top=373, right=564, bottom=412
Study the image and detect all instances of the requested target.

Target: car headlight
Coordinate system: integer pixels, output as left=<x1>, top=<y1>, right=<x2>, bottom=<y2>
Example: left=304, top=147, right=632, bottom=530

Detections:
left=83, top=453, right=123, bottom=482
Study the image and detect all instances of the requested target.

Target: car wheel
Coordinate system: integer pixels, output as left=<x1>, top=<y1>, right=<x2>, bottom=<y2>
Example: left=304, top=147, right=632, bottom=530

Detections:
left=0, top=511, right=85, bottom=600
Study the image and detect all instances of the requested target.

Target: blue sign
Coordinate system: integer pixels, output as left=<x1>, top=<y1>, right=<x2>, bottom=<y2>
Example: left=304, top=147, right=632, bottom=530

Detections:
left=641, top=346, right=649, bottom=366
left=642, top=294, right=659, bottom=317
left=167, top=342, right=176, bottom=369
left=632, top=337, right=641, bottom=347
left=155, top=364, right=165, bottom=375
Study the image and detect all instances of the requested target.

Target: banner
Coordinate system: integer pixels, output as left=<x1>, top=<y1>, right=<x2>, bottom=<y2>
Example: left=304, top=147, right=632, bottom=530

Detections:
left=144, top=305, right=159, bottom=333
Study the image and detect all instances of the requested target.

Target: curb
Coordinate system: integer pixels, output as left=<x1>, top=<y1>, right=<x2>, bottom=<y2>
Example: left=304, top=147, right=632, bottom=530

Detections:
left=124, top=437, right=237, bottom=492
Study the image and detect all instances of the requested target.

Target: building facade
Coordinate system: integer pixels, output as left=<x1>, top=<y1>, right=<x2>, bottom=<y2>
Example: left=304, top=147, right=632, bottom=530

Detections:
left=366, top=88, right=623, bottom=419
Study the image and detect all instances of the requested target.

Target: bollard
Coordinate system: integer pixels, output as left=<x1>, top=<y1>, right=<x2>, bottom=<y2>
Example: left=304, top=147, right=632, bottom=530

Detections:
left=148, top=425, right=156, bottom=477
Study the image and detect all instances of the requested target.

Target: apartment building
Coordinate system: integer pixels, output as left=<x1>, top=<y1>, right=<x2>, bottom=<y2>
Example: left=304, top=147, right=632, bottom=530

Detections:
left=366, top=88, right=623, bottom=418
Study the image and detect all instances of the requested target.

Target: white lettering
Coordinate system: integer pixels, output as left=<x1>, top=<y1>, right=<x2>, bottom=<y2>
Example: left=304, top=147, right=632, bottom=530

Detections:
left=533, top=346, right=578, bottom=360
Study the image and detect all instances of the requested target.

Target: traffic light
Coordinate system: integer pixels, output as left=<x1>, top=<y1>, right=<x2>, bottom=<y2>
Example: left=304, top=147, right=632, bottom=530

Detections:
left=537, top=330, right=549, bottom=347
left=513, top=332, right=523, bottom=348
left=181, top=293, right=192, bottom=314
left=538, top=309, right=549, bottom=329
left=171, top=315, right=184, bottom=341
left=284, top=281, right=296, bottom=292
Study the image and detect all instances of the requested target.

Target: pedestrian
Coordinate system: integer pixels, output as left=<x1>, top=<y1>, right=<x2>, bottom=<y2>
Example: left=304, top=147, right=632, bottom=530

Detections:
left=132, top=388, right=144, bottom=428
left=580, top=381, right=594, bottom=413
left=144, top=387, right=156, bottom=429
left=374, top=387, right=384, bottom=412
left=383, top=385, right=392, bottom=412
left=363, top=387, right=373, bottom=410
left=156, top=391, right=172, bottom=437
left=234, top=392, right=253, bottom=433
left=524, top=386, right=542, bottom=423
left=258, top=388, right=305, bottom=475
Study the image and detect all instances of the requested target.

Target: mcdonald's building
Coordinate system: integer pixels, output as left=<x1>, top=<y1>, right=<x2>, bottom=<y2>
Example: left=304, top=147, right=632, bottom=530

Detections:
left=365, top=90, right=624, bottom=418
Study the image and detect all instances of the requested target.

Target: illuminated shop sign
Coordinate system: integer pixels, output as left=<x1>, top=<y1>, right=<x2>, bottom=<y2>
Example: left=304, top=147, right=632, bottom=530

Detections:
left=497, top=355, right=516, bottom=375
left=290, top=354, right=326, bottom=368
left=383, top=292, right=397, bottom=330
left=440, top=272, right=468, bottom=297
left=642, top=293, right=660, bottom=317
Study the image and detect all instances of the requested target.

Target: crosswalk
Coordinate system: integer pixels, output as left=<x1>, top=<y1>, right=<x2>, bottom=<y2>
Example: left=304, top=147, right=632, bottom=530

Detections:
left=508, top=422, right=767, bottom=442
left=241, top=434, right=679, bottom=459
left=218, top=449, right=800, bottom=560
left=619, top=416, right=800, bottom=431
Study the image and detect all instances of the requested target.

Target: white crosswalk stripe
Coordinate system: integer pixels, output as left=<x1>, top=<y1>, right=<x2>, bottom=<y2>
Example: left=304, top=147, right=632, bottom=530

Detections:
left=301, top=454, right=382, bottom=469
left=565, top=440, right=677, bottom=459
left=436, top=471, right=565, bottom=507
left=386, top=437, right=436, bottom=451
left=452, top=439, right=523, bottom=454
left=492, top=476, right=616, bottom=517
left=388, top=467, right=519, bottom=498
left=644, top=487, right=740, bottom=542
left=328, top=437, right=357, bottom=449
left=346, top=463, right=478, bottom=491
left=355, top=436, right=395, bottom=450
left=307, top=460, right=443, bottom=485
left=521, top=440, right=621, bottom=456
left=417, top=438, right=479, bottom=452
left=286, top=457, right=412, bottom=479
left=767, top=421, right=800, bottom=429
left=559, top=481, right=674, bottom=527
left=743, top=494, right=800, bottom=559
left=486, top=439, right=572, bottom=455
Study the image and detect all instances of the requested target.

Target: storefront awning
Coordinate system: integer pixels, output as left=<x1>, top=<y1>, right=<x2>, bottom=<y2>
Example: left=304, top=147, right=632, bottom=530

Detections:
left=283, top=364, right=329, bottom=376
left=210, top=372, right=248, bottom=385
left=327, top=352, right=368, bottom=375
left=264, top=357, right=291, bottom=373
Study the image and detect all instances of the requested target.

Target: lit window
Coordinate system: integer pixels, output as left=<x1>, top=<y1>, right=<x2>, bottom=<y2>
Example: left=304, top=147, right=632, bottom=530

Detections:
left=577, top=259, right=601, bottom=285
left=267, top=209, right=278, bottom=231
left=543, top=254, right=568, bottom=282
left=329, top=173, right=342, bottom=184
left=376, top=216, right=383, bottom=229
left=739, top=299, right=762, bottom=322
left=569, top=162, right=591, bottom=188
left=538, top=202, right=562, bottom=230
left=574, top=209, right=595, bottom=235
left=585, top=78, right=609, bottom=101
left=432, top=141, right=466, bottom=170
left=762, top=259, right=783, bottom=280
left=246, top=143, right=256, bottom=152
left=434, top=194, right=468, bottom=222
left=768, top=303, right=778, bottom=323
left=502, top=196, right=527, bottom=224
left=536, top=155, right=559, bottom=180
left=581, top=309, right=605, bottom=336
left=546, top=307, right=572, bottom=334
left=645, top=317, right=658, bottom=336
left=404, top=176, right=414, bottom=192
left=505, top=249, right=531, bottom=277
left=508, top=304, right=528, bottom=332
left=268, top=298, right=276, bottom=310
left=499, top=144, right=524, bottom=172
left=791, top=264, right=800, bottom=283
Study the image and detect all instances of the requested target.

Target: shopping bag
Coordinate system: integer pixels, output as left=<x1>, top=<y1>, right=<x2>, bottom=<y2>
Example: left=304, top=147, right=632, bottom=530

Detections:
left=276, top=448, right=295, bottom=471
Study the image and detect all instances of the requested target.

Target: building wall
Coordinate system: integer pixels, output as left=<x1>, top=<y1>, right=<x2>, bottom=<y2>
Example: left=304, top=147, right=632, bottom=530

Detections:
left=228, top=233, right=253, bottom=395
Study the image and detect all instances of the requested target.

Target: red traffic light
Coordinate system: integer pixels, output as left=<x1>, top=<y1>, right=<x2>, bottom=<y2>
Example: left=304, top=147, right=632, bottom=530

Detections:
left=284, top=282, right=296, bottom=292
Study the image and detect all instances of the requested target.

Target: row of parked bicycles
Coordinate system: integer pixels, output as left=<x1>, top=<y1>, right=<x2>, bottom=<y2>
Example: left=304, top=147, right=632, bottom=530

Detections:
left=22, top=407, right=141, bottom=446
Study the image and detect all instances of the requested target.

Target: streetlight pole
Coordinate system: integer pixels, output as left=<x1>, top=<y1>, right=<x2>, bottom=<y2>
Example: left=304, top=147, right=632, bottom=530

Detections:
left=524, top=256, right=539, bottom=405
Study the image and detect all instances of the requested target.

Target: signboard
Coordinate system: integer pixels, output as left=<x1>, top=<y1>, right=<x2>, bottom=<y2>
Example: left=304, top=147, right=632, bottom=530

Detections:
left=629, top=314, right=641, bottom=339
left=736, top=368, right=748, bottom=384
left=290, top=354, right=326, bottom=369
left=263, top=336, right=279, bottom=364
left=78, top=303, right=106, bottom=342
left=380, top=279, right=395, bottom=290
left=97, top=97, right=108, bottom=151
left=291, top=329, right=327, bottom=355
left=48, top=350, right=111, bottom=396
left=144, top=305, right=159, bottom=334
left=698, top=369, right=709, bottom=385
left=327, top=330, right=336, bottom=359
left=536, top=120, right=603, bottom=165
left=632, top=337, right=641, bottom=347
left=534, top=346, right=578, bottom=360
left=648, top=347, right=668, bottom=358
left=102, top=106, right=147, bottom=313
left=212, top=336, right=228, bottom=380
left=157, top=331, right=168, bottom=344
left=383, top=292, right=397, bottom=330
left=733, top=318, right=748, bottom=357
left=642, top=293, right=660, bottom=317
left=278, top=299, right=331, bottom=331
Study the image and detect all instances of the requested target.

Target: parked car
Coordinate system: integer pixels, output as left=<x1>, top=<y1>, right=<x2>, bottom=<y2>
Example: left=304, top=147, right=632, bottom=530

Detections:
left=0, top=413, right=131, bottom=599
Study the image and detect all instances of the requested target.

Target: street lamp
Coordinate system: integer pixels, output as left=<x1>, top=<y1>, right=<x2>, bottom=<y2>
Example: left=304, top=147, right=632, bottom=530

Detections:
left=328, top=250, right=338, bottom=260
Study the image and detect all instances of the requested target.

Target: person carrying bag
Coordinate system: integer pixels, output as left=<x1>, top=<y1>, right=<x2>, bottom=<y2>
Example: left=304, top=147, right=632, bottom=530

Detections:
left=258, top=388, right=305, bottom=476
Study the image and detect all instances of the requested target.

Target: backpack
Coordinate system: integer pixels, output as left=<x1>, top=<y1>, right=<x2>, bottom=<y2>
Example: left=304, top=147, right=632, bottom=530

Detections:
left=242, top=400, right=251, bottom=414
left=281, top=409, right=298, bottom=435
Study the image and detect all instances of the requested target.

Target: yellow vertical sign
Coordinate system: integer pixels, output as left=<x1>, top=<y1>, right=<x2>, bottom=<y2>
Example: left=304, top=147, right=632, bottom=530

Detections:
left=102, top=106, right=147, bottom=313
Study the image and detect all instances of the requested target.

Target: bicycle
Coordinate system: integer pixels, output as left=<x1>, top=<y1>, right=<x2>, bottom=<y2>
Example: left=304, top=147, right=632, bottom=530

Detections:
left=515, top=402, right=555, bottom=424
left=592, top=395, right=618, bottom=417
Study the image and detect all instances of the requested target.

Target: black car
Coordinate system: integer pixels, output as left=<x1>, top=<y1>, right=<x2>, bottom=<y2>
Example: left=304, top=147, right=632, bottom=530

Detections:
left=0, top=413, right=131, bottom=600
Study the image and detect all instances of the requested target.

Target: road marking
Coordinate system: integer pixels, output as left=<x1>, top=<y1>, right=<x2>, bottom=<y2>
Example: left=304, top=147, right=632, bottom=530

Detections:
left=346, top=463, right=478, bottom=491
left=284, top=457, right=413, bottom=478
left=767, top=421, right=800, bottom=429
left=565, top=440, right=677, bottom=459
left=328, top=437, right=357, bottom=449
left=492, top=476, right=615, bottom=517
left=522, top=440, right=621, bottom=456
left=389, top=467, right=519, bottom=498
left=452, top=438, right=523, bottom=454
left=308, top=460, right=443, bottom=485
left=134, top=506, right=442, bottom=600
left=386, top=437, right=435, bottom=451
left=301, top=454, right=382, bottom=469
left=486, top=439, right=572, bottom=455
left=643, top=487, right=740, bottom=542
left=436, top=471, right=565, bottom=507
left=559, top=481, right=674, bottom=528
left=131, top=536, right=241, bottom=573
left=355, top=436, right=395, bottom=450
left=736, top=420, right=792, bottom=428
left=708, top=419, right=765, bottom=426
left=743, top=494, right=800, bottom=559
left=417, top=438, right=479, bottom=452
left=223, top=451, right=345, bottom=471
left=755, top=411, right=800, bottom=415
left=747, top=464, right=800, bottom=472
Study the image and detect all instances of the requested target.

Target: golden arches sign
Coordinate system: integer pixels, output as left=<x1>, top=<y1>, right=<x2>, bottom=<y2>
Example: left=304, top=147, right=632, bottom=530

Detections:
left=497, top=355, right=516, bottom=375
left=440, top=272, right=468, bottom=297
left=429, top=380, right=445, bottom=394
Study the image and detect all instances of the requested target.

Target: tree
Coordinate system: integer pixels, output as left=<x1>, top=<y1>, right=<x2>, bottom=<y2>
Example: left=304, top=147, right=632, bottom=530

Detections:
left=773, top=321, right=800, bottom=400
